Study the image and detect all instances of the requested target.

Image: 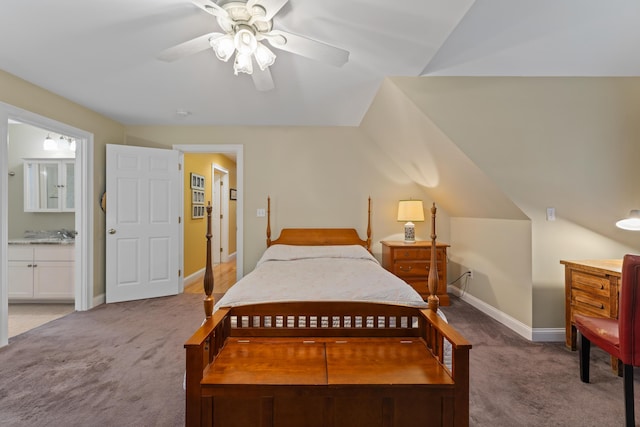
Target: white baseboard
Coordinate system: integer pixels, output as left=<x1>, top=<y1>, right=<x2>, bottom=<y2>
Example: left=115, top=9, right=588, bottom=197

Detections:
left=447, top=286, right=564, bottom=343
left=93, top=293, right=105, bottom=308
left=184, top=268, right=205, bottom=288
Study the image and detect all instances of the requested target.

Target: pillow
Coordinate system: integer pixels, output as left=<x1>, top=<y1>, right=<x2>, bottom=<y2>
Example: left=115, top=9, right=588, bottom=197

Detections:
left=256, top=244, right=377, bottom=267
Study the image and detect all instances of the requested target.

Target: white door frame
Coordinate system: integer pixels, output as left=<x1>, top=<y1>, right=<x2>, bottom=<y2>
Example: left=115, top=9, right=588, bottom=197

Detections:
left=0, top=102, right=93, bottom=348
left=212, top=164, right=229, bottom=264
left=174, top=144, right=244, bottom=283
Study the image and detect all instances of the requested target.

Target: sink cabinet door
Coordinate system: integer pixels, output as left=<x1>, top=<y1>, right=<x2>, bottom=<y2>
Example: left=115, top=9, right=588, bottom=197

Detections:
left=33, top=261, right=74, bottom=299
left=8, top=260, right=35, bottom=299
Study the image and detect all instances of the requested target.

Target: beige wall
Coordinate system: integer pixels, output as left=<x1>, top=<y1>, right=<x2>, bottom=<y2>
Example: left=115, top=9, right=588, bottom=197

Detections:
left=125, top=126, right=443, bottom=272
left=183, top=153, right=237, bottom=278
left=390, top=76, right=640, bottom=329
left=0, top=69, right=126, bottom=299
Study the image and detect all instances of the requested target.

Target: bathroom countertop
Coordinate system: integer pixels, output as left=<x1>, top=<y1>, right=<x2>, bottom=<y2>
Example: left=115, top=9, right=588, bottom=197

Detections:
left=8, top=238, right=75, bottom=245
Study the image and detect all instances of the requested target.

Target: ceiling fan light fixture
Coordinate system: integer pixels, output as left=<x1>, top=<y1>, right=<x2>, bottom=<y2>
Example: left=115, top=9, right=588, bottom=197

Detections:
left=210, top=34, right=235, bottom=62
left=254, top=42, right=276, bottom=70
left=234, top=26, right=258, bottom=55
left=233, top=52, right=253, bottom=75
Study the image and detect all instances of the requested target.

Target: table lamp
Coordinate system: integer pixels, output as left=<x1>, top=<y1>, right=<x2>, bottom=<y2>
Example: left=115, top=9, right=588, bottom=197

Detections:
left=397, top=199, right=424, bottom=243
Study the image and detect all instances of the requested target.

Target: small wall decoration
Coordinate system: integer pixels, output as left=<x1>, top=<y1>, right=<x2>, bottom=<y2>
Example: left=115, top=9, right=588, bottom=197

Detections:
left=192, top=190, right=205, bottom=204
left=230, top=188, right=237, bottom=201
left=190, top=173, right=205, bottom=190
left=192, top=204, right=205, bottom=219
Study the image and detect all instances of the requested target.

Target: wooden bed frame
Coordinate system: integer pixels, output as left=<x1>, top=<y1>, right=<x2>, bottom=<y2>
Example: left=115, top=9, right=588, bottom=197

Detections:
left=185, top=198, right=471, bottom=426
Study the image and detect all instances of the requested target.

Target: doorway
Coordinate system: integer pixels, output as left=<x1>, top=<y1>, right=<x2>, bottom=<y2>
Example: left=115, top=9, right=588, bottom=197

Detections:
left=175, top=144, right=244, bottom=285
left=0, top=103, right=93, bottom=347
left=212, top=165, right=229, bottom=265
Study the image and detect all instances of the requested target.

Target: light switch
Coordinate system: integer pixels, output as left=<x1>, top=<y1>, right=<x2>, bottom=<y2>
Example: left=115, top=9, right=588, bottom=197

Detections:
left=257, top=208, right=266, bottom=217
left=546, top=207, right=556, bottom=221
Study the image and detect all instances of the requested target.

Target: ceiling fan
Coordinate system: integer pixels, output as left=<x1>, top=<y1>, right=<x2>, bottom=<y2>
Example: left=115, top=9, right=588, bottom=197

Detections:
left=158, top=0, right=350, bottom=91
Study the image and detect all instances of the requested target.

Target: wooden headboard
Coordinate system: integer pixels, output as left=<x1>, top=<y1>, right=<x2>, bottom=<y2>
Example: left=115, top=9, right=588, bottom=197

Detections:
left=266, top=196, right=372, bottom=251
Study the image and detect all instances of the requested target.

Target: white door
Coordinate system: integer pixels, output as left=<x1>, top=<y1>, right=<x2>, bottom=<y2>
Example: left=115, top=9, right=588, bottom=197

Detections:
left=105, top=145, right=180, bottom=303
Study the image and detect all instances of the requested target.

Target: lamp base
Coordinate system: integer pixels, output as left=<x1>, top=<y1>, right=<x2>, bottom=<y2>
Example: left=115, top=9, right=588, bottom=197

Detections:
left=404, top=222, right=416, bottom=243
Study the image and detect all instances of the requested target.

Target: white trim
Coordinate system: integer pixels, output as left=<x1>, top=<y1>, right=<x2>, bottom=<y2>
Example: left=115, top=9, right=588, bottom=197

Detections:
left=0, top=103, right=94, bottom=347
left=173, top=144, right=244, bottom=281
left=447, top=286, right=564, bottom=343
left=184, top=268, right=205, bottom=288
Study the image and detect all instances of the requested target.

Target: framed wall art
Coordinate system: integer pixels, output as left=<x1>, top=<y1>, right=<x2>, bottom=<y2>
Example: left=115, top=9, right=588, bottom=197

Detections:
left=192, top=190, right=205, bottom=205
left=192, top=204, right=205, bottom=219
left=190, top=173, right=205, bottom=190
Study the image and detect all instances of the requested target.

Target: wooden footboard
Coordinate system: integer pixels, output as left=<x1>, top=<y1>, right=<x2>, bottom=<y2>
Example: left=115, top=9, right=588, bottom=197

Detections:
left=185, top=302, right=471, bottom=427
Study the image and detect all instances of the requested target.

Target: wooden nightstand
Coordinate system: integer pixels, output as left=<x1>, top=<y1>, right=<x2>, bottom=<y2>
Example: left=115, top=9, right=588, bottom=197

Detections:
left=381, top=241, right=449, bottom=305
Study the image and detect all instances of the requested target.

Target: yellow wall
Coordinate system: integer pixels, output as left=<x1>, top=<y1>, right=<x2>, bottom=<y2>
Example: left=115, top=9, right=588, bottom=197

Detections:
left=183, top=153, right=237, bottom=278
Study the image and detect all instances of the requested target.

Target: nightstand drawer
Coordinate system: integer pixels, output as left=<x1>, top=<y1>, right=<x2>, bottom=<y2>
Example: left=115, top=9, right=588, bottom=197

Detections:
left=394, top=261, right=428, bottom=278
left=394, top=248, right=429, bottom=260
left=380, top=240, right=449, bottom=305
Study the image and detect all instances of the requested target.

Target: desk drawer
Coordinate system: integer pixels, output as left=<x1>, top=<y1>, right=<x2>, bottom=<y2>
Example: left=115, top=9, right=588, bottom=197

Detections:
left=571, top=289, right=610, bottom=318
left=571, top=271, right=610, bottom=297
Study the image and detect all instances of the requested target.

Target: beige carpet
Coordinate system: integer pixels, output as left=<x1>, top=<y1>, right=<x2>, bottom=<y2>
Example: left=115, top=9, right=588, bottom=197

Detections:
left=8, top=303, right=74, bottom=338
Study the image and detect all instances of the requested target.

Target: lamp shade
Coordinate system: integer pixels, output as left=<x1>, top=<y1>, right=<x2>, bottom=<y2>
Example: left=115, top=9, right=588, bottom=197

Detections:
left=397, top=200, right=425, bottom=222
left=397, top=200, right=424, bottom=243
left=616, top=209, right=640, bottom=231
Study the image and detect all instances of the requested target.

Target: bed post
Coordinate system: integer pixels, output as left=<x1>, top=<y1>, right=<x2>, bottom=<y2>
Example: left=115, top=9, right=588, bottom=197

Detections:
left=427, top=203, right=440, bottom=311
left=266, top=196, right=272, bottom=247
left=203, top=202, right=214, bottom=319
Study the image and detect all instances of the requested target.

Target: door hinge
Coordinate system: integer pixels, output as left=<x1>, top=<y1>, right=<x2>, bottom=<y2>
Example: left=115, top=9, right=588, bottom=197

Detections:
left=220, top=248, right=223, bottom=253
left=178, top=269, right=181, bottom=277
left=178, top=216, right=181, bottom=224
left=178, top=163, right=182, bottom=171
left=220, top=181, right=223, bottom=187
left=220, top=214, right=223, bottom=219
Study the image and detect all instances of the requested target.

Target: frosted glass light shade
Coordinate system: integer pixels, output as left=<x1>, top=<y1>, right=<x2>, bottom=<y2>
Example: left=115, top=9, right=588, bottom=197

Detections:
left=210, top=34, right=235, bottom=62
left=233, top=52, right=253, bottom=75
left=43, top=135, right=57, bottom=151
left=254, top=42, right=276, bottom=70
left=616, top=209, right=640, bottom=231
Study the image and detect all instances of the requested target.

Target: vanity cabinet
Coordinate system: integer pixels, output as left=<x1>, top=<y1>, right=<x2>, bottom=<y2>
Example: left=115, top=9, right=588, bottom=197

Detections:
left=23, top=159, right=75, bottom=212
left=8, top=245, right=74, bottom=301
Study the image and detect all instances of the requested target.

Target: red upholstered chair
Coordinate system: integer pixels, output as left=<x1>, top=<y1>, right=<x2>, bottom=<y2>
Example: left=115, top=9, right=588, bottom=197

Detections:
left=575, top=254, right=640, bottom=427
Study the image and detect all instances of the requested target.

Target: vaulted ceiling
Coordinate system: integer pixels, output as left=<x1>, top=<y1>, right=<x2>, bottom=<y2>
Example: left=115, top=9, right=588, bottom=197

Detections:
left=1, top=0, right=639, bottom=126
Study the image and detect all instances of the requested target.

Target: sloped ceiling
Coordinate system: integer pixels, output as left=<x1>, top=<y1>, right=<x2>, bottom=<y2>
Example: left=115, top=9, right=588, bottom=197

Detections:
left=1, top=0, right=639, bottom=127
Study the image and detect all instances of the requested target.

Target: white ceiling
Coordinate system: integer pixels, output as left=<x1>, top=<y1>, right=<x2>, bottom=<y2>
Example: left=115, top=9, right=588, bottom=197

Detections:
left=1, top=0, right=639, bottom=127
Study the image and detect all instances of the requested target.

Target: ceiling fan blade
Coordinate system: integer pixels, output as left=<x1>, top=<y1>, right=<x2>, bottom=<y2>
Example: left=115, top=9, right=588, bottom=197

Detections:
left=264, top=30, right=349, bottom=67
left=191, top=0, right=229, bottom=19
left=158, top=32, right=221, bottom=62
left=247, top=0, right=289, bottom=21
left=251, top=66, right=275, bottom=91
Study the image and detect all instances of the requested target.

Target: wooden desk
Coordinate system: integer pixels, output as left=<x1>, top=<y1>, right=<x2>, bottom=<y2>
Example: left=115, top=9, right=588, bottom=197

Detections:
left=381, top=241, right=449, bottom=305
left=561, top=259, right=622, bottom=373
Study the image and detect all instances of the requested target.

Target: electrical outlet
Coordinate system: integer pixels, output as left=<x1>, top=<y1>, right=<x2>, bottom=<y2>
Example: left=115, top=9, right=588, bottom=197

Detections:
left=468, top=270, right=473, bottom=279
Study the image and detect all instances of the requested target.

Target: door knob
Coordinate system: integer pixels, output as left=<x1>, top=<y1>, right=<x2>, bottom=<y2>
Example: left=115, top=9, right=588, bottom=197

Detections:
left=108, top=229, right=116, bottom=234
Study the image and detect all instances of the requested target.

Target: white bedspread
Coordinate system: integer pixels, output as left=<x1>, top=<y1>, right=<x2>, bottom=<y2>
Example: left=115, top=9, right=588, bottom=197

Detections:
left=213, top=244, right=452, bottom=370
left=215, top=244, right=428, bottom=310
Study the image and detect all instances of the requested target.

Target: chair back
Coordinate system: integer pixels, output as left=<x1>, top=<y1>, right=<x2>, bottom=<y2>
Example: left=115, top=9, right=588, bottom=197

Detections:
left=618, top=254, right=640, bottom=366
